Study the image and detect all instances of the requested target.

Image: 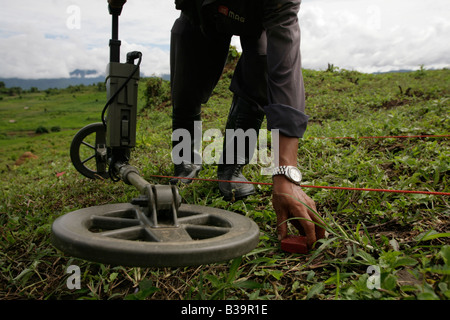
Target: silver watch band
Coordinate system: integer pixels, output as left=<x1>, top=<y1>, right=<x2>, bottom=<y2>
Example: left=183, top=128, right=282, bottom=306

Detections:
left=272, top=165, right=291, bottom=176
left=272, top=166, right=302, bottom=185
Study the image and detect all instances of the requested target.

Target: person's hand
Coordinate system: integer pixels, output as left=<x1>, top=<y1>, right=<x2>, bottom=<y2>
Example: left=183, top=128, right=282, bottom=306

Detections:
left=272, top=175, right=325, bottom=249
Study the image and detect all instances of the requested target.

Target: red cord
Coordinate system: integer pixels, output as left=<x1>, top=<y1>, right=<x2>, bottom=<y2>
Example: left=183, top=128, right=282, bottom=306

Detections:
left=148, top=175, right=450, bottom=196
left=148, top=134, right=450, bottom=196
left=309, top=134, right=450, bottom=140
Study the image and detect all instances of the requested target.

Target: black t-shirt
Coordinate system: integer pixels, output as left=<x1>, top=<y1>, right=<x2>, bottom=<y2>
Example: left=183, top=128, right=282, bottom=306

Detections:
left=176, top=0, right=263, bottom=37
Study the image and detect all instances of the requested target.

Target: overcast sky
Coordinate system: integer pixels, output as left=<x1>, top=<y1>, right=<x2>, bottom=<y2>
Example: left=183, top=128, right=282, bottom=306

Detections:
left=1, top=0, right=449, bottom=79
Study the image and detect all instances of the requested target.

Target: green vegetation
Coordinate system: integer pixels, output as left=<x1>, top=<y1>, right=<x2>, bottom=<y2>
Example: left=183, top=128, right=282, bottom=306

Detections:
left=0, top=63, right=448, bottom=300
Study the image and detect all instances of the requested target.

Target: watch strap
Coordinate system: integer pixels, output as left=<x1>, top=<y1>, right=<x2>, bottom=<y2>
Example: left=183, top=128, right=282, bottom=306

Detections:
left=272, top=166, right=302, bottom=185
left=272, top=165, right=291, bottom=176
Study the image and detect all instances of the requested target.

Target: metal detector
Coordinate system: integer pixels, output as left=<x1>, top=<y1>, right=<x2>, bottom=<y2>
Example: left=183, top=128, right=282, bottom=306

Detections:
left=51, top=3, right=260, bottom=267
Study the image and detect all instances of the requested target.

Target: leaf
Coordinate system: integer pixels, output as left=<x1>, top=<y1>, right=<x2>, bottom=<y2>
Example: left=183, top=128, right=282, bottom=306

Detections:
left=355, top=249, right=377, bottom=265
left=424, top=265, right=450, bottom=275
left=306, top=283, right=325, bottom=300
left=415, top=229, right=438, bottom=242
left=439, top=245, right=450, bottom=266
left=416, top=283, right=440, bottom=300
left=416, top=292, right=440, bottom=300
left=13, top=268, right=33, bottom=283
left=306, top=270, right=315, bottom=281
left=421, top=232, right=450, bottom=241
left=56, top=171, right=66, bottom=177
left=438, top=283, right=450, bottom=299
left=269, top=270, right=284, bottom=280
left=247, top=256, right=277, bottom=265
left=124, top=280, right=160, bottom=300
left=389, top=238, right=400, bottom=251
left=109, top=272, right=118, bottom=282
left=205, top=274, right=221, bottom=287
left=227, top=257, right=242, bottom=284
left=392, top=257, right=418, bottom=269
left=382, top=274, right=398, bottom=291
left=234, top=280, right=263, bottom=290
left=248, top=290, right=261, bottom=299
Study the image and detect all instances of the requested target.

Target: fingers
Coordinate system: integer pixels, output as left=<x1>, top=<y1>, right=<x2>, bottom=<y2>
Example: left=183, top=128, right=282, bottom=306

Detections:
left=305, top=200, right=326, bottom=241
left=290, top=218, right=305, bottom=236
left=274, top=193, right=316, bottom=247
left=296, top=206, right=317, bottom=249
left=315, top=219, right=326, bottom=241
left=274, top=189, right=325, bottom=249
left=273, top=198, right=288, bottom=241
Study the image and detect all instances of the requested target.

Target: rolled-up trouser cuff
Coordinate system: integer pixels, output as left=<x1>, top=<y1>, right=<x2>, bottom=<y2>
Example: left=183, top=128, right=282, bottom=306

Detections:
left=264, top=103, right=309, bottom=138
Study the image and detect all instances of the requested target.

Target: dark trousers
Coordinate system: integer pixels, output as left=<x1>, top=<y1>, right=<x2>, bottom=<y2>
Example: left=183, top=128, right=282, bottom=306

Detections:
left=170, top=0, right=308, bottom=165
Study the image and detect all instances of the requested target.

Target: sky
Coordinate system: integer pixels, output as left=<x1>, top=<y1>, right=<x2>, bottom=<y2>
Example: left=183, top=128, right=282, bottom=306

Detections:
left=0, top=0, right=449, bottom=79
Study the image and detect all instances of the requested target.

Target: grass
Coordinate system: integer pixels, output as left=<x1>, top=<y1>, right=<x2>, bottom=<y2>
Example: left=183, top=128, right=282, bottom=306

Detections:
left=0, top=64, right=449, bottom=301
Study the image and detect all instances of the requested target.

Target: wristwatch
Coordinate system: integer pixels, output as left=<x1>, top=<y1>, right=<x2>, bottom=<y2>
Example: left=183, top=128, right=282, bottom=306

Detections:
left=272, top=166, right=302, bottom=185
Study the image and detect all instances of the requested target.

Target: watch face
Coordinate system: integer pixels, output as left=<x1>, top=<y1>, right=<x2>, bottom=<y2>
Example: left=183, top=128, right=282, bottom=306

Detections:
left=288, top=167, right=302, bottom=183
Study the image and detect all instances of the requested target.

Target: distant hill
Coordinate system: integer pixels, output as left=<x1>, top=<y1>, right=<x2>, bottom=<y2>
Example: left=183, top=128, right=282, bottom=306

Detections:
left=0, top=73, right=170, bottom=91
left=2, top=67, right=431, bottom=92
left=0, top=77, right=106, bottom=91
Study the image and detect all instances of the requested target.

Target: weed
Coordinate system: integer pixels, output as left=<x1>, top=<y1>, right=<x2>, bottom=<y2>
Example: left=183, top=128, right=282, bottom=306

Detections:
left=0, top=68, right=448, bottom=300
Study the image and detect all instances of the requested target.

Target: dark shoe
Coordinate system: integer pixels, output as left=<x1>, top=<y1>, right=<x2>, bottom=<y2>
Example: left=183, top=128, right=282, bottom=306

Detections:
left=216, top=95, right=264, bottom=200
left=218, top=164, right=255, bottom=200
left=170, top=162, right=202, bottom=185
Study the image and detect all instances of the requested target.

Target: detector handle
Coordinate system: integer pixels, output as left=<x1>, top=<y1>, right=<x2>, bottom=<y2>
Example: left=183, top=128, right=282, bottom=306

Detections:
left=108, top=0, right=127, bottom=16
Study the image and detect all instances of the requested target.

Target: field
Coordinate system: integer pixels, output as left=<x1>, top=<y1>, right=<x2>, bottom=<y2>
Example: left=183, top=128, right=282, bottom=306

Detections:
left=0, top=62, right=449, bottom=301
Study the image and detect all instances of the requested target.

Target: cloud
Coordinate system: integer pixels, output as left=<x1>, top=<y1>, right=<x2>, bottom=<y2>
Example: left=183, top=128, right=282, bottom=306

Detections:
left=0, top=0, right=449, bottom=79
left=0, top=0, right=177, bottom=79
left=299, top=0, right=450, bottom=72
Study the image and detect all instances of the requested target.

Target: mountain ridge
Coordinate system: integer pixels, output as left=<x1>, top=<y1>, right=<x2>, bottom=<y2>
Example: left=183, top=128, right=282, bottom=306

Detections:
left=2, top=68, right=434, bottom=91
left=0, top=73, right=170, bottom=91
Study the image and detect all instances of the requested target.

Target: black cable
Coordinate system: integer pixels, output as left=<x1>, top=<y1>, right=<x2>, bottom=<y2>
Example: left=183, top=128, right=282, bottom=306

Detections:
left=101, top=51, right=142, bottom=182
left=109, top=159, right=122, bottom=182
left=101, top=52, right=143, bottom=128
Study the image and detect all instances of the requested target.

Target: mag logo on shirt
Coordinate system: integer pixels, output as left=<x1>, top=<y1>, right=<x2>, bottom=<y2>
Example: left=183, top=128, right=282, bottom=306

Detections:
left=218, top=5, right=246, bottom=23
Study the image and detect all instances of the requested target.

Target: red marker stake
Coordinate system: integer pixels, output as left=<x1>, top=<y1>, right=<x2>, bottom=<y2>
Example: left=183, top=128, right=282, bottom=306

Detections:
left=281, top=235, right=308, bottom=254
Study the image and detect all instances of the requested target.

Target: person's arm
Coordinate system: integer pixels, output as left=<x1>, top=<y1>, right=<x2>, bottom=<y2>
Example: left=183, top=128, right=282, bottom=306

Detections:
left=261, top=1, right=325, bottom=248
left=272, top=134, right=325, bottom=249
